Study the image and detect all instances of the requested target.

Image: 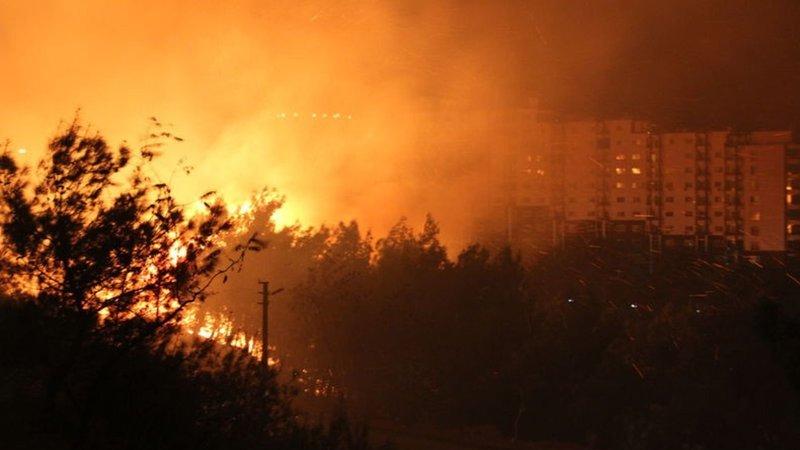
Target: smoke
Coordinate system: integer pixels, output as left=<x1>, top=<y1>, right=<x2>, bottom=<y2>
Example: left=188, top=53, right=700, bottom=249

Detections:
left=3, top=0, right=799, bottom=249
left=0, top=0, right=527, bottom=250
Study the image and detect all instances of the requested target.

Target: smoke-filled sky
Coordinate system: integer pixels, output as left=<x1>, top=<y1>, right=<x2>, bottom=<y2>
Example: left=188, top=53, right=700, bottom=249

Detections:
left=2, top=0, right=799, bottom=249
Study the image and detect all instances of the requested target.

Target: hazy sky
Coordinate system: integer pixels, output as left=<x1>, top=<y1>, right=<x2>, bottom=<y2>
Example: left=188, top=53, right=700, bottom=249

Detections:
left=2, top=0, right=799, bottom=247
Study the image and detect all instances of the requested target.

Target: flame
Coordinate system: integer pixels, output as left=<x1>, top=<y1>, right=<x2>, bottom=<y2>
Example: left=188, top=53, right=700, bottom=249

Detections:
left=182, top=308, right=275, bottom=366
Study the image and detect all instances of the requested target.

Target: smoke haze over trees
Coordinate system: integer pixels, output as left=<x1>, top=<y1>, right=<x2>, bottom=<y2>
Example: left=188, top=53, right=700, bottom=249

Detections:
left=3, top=1, right=799, bottom=247
left=204, top=201, right=800, bottom=449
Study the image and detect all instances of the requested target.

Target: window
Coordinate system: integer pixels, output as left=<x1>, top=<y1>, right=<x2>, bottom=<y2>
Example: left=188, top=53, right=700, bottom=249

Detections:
left=750, top=226, right=760, bottom=236
left=684, top=182, right=693, bottom=189
left=714, top=226, right=723, bottom=233
left=615, top=182, right=624, bottom=189
left=616, top=197, right=626, bottom=203
left=631, top=182, right=639, bottom=189
left=714, top=181, right=722, bottom=188
left=632, top=154, right=641, bottom=160
left=615, top=154, right=626, bottom=160
left=665, top=211, right=674, bottom=217
left=751, top=195, right=760, bottom=203
left=666, top=196, right=674, bottom=203
left=633, top=197, right=641, bottom=203
left=751, top=212, right=761, bottom=221
left=714, top=211, right=723, bottom=217
left=685, top=211, right=694, bottom=217
left=665, top=182, right=674, bottom=190
left=615, top=167, right=626, bottom=174
left=714, top=196, right=721, bottom=203
left=631, top=167, right=642, bottom=175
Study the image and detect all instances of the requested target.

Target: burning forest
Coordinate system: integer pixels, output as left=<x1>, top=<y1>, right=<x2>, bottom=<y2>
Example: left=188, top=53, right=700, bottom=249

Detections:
left=3, top=1, right=800, bottom=449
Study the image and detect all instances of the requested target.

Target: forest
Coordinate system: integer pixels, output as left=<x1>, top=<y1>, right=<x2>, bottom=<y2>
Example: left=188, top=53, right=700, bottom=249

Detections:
left=2, top=125, right=800, bottom=449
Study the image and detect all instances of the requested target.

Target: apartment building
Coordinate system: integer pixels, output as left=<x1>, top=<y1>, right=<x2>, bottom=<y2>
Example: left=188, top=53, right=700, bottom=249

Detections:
left=497, top=119, right=795, bottom=257
left=785, top=143, right=800, bottom=256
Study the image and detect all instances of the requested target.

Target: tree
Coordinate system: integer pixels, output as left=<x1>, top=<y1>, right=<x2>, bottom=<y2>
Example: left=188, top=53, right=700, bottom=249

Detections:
left=0, top=120, right=260, bottom=447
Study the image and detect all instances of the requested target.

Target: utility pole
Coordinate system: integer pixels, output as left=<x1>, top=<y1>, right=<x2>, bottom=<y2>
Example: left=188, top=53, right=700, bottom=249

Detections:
left=258, top=280, right=283, bottom=369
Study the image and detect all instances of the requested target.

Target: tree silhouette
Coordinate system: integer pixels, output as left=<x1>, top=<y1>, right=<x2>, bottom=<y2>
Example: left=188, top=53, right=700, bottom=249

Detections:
left=0, top=120, right=255, bottom=337
left=0, top=120, right=270, bottom=448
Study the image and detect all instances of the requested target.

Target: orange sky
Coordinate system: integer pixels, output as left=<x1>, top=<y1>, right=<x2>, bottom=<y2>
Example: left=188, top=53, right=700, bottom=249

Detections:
left=0, top=0, right=527, bottom=250
left=3, top=0, right=799, bottom=250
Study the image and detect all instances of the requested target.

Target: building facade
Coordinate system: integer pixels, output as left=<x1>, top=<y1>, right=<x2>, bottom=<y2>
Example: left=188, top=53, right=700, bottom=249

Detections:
left=490, top=119, right=796, bottom=258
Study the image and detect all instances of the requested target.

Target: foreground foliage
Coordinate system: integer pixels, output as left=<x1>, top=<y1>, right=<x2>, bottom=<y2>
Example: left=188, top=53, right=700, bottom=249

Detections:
left=215, top=214, right=800, bottom=450
left=0, top=123, right=379, bottom=450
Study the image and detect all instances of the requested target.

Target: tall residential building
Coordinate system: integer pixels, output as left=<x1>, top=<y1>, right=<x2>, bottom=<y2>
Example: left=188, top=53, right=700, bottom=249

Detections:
left=490, top=119, right=796, bottom=257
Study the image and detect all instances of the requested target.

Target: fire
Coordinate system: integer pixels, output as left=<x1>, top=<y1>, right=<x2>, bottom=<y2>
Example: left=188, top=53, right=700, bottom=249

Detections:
left=182, top=308, right=276, bottom=366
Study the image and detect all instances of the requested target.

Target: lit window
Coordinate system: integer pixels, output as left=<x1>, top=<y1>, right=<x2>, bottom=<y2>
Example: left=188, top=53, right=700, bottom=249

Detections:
left=631, top=167, right=642, bottom=175
left=751, top=212, right=761, bottom=221
left=615, top=154, right=626, bottom=160
left=615, top=182, right=624, bottom=189
left=631, top=182, right=639, bottom=189
left=615, top=167, right=625, bottom=174
left=632, top=154, right=641, bottom=160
